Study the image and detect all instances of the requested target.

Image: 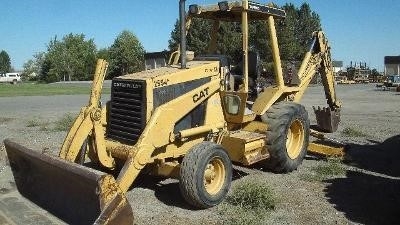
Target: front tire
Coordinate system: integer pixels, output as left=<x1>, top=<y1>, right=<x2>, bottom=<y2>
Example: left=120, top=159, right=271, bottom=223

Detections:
left=261, top=101, right=310, bottom=173
left=179, top=142, right=232, bottom=208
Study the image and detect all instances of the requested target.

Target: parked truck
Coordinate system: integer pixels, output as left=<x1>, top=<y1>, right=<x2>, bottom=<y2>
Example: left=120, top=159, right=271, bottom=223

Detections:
left=0, top=73, right=21, bottom=84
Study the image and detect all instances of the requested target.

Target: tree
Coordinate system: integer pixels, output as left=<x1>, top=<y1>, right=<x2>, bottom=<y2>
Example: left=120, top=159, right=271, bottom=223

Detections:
left=168, top=3, right=321, bottom=67
left=22, top=52, right=45, bottom=80
left=44, top=33, right=97, bottom=82
left=97, top=48, right=110, bottom=62
left=169, top=18, right=213, bottom=54
left=108, top=30, right=145, bottom=78
left=0, top=50, right=11, bottom=74
left=168, top=19, right=181, bottom=51
left=218, top=22, right=242, bottom=62
left=295, top=3, right=321, bottom=58
left=276, top=4, right=301, bottom=61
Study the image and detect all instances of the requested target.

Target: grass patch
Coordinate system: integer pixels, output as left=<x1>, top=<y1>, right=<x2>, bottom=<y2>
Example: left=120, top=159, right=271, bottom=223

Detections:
left=226, top=179, right=276, bottom=210
left=219, top=179, right=277, bottom=225
left=219, top=205, right=265, bottom=225
left=39, top=123, right=52, bottom=131
left=54, top=113, right=76, bottom=131
left=0, top=117, right=14, bottom=124
left=301, top=158, right=346, bottom=182
left=341, top=127, right=367, bottom=137
left=26, top=114, right=75, bottom=131
left=0, top=82, right=110, bottom=97
left=26, top=119, right=42, bottom=127
left=26, top=118, right=51, bottom=130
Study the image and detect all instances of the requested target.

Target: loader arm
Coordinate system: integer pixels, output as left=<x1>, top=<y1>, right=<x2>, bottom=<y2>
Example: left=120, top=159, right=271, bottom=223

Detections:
left=293, top=31, right=341, bottom=110
left=59, top=59, right=115, bottom=168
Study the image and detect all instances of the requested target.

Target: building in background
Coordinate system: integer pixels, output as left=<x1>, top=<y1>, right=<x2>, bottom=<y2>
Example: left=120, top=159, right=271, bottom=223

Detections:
left=332, top=61, right=343, bottom=74
left=384, top=56, right=400, bottom=76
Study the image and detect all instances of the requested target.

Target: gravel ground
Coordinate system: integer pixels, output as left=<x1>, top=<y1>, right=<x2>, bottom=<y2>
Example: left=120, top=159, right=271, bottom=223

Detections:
left=0, top=83, right=399, bottom=225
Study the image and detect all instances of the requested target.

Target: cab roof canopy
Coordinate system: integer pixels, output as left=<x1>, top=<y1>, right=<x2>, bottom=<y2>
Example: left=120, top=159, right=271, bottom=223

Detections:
left=188, top=1, right=286, bottom=21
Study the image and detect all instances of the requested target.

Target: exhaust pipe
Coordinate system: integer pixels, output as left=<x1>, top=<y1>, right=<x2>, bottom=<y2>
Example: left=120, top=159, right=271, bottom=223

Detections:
left=179, top=0, right=187, bottom=69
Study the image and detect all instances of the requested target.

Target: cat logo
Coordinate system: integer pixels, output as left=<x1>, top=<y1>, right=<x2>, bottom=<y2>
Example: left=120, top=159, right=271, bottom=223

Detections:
left=193, top=87, right=210, bottom=103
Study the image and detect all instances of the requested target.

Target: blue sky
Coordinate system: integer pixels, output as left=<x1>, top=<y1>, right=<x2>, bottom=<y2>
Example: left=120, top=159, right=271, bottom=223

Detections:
left=1, top=0, right=399, bottom=71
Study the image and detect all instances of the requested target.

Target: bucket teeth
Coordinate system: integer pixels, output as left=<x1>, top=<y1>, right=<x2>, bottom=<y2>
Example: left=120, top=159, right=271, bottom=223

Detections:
left=313, top=106, right=341, bottom=133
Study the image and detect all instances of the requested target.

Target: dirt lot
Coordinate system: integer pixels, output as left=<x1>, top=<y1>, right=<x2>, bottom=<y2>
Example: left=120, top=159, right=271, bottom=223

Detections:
left=0, top=83, right=399, bottom=225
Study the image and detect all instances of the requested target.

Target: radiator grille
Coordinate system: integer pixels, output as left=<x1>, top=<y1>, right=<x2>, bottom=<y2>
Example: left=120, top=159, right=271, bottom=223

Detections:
left=107, top=79, right=146, bottom=145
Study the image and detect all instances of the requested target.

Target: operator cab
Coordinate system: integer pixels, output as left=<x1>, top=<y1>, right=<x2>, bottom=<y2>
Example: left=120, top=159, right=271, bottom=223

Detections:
left=177, top=1, right=286, bottom=123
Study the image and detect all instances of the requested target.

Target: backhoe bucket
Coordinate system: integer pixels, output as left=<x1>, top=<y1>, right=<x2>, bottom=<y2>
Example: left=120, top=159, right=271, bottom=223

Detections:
left=4, top=139, right=133, bottom=225
left=313, top=106, right=341, bottom=133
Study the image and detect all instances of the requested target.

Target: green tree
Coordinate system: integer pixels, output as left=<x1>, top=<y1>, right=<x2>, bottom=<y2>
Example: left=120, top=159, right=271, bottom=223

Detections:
left=169, top=18, right=213, bottom=54
left=22, top=52, right=45, bottom=80
left=39, top=56, right=56, bottom=83
left=97, top=48, right=110, bottom=61
left=44, top=33, right=97, bottom=82
left=168, top=3, right=321, bottom=67
left=0, top=50, right=11, bottom=74
left=169, top=18, right=242, bottom=60
left=295, top=3, right=321, bottom=57
left=108, top=30, right=145, bottom=78
left=277, top=4, right=300, bottom=61
left=168, top=19, right=181, bottom=51
left=218, top=21, right=242, bottom=62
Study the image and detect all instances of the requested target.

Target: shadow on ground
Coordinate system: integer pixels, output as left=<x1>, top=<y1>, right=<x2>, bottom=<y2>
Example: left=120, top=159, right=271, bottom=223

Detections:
left=345, top=135, right=400, bottom=177
left=325, top=135, right=400, bottom=225
left=133, top=168, right=249, bottom=210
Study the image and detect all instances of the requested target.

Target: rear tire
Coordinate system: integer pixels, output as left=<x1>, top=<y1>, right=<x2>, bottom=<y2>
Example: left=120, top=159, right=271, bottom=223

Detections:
left=179, top=142, right=232, bottom=208
left=261, top=101, right=309, bottom=173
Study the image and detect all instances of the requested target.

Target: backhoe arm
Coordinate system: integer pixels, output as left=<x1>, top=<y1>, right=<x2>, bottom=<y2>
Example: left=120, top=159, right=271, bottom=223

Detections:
left=294, top=31, right=341, bottom=110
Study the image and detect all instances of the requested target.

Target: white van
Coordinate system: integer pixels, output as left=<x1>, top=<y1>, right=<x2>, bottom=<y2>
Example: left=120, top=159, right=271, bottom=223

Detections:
left=0, top=73, right=21, bottom=84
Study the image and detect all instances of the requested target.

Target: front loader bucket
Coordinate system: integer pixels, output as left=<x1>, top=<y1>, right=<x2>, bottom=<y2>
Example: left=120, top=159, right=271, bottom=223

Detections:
left=313, top=106, right=341, bottom=133
left=4, top=139, right=133, bottom=225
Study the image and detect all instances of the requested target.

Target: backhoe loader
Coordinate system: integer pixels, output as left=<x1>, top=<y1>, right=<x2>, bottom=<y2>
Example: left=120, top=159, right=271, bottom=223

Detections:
left=4, top=1, right=341, bottom=224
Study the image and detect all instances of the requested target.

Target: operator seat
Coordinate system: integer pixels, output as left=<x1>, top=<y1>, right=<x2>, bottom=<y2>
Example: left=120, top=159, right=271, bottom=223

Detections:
left=233, top=51, right=261, bottom=97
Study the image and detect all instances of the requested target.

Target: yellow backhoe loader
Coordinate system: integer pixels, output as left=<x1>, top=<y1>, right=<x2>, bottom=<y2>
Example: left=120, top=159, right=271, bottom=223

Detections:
left=4, top=1, right=341, bottom=224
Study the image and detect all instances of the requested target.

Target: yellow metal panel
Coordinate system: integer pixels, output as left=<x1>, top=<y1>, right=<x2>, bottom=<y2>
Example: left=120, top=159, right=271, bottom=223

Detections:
left=252, top=86, right=283, bottom=115
left=118, top=61, right=219, bottom=81
left=151, top=161, right=180, bottom=178
left=242, top=121, right=268, bottom=133
left=204, top=92, right=226, bottom=126
left=150, top=61, right=220, bottom=88
left=268, top=16, right=284, bottom=88
left=221, top=135, right=245, bottom=162
left=242, top=0, right=249, bottom=93
left=308, top=142, right=344, bottom=158
left=221, top=130, right=267, bottom=164
left=242, top=139, right=268, bottom=165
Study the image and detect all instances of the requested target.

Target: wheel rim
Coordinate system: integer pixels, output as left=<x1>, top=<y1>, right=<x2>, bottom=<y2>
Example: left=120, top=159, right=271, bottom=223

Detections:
left=203, top=157, right=225, bottom=195
left=286, top=119, right=305, bottom=159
